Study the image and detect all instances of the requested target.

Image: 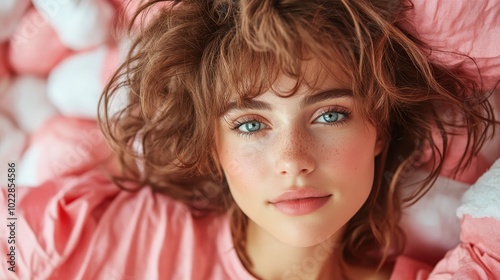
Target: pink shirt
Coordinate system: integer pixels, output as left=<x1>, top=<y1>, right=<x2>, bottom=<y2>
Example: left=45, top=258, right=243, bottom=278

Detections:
left=1, top=169, right=431, bottom=280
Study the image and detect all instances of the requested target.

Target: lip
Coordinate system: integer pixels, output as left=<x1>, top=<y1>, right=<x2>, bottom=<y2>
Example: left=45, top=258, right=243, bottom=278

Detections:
left=269, top=188, right=332, bottom=216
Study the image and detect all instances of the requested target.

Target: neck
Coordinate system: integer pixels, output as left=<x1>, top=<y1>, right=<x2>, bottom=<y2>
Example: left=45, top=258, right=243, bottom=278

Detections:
left=244, top=221, right=345, bottom=280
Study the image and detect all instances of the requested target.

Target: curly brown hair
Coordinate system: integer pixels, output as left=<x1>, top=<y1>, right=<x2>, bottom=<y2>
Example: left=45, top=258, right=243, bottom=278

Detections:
left=99, top=0, right=497, bottom=271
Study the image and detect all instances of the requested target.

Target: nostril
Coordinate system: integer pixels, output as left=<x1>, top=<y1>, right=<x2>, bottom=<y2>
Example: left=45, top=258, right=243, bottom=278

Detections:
left=299, top=168, right=310, bottom=174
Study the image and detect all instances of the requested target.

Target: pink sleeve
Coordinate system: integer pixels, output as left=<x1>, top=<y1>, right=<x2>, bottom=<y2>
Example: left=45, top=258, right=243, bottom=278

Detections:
left=0, top=170, right=121, bottom=279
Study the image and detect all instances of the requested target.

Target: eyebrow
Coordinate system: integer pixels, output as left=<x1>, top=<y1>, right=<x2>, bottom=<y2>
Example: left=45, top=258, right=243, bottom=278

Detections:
left=224, top=88, right=353, bottom=114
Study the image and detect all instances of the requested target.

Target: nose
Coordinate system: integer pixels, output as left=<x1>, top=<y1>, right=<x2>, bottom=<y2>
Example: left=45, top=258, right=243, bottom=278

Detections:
left=274, top=127, right=316, bottom=177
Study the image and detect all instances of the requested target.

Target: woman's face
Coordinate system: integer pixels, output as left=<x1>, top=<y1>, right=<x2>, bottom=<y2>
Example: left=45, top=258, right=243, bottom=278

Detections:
left=215, top=60, right=383, bottom=247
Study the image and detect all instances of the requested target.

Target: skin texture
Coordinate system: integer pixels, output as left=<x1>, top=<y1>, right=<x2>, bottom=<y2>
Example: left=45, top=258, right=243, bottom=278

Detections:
left=215, top=59, right=385, bottom=279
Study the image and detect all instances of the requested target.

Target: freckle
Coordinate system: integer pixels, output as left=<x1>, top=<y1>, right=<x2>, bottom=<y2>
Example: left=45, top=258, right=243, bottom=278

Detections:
left=299, top=130, right=308, bottom=153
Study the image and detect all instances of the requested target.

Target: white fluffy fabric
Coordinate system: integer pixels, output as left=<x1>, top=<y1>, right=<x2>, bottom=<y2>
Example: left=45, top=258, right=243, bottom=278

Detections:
left=31, top=0, right=114, bottom=50
left=1, top=76, right=59, bottom=133
left=457, top=158, right=500, bottom=219
left=47, top=46, right=107, bottom=118
left=16, top=144, right=42, bottom=187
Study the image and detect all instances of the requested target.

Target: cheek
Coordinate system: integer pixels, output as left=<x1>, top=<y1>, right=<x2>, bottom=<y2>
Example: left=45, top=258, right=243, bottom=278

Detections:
left=218, top=142, right=272, bottom=222
left=218, top=140, right=268, bottom=197
left=318, top=130, right=377, bottom=186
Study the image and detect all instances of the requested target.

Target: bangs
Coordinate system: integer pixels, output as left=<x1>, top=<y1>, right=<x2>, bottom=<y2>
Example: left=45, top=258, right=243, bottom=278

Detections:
left=199, top=0, right=361, bottom=118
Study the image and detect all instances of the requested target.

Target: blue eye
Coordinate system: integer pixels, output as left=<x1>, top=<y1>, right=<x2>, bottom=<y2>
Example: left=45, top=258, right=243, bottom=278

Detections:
left=240, top=121, right=261, bottom=132
left=314, top=110, right=349, bottom=124
left=234, top=120, right=267, bottom=134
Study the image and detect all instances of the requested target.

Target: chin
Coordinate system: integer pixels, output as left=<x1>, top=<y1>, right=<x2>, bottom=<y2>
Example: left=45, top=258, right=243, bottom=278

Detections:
left=272, top=221, right=342, bottom=249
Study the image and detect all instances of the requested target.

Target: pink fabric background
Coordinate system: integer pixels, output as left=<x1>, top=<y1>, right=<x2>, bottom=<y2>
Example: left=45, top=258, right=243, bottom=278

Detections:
left=0, top=0, right=499, bottom=278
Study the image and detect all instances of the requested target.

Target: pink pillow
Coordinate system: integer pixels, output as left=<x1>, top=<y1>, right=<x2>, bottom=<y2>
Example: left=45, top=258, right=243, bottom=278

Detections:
left=31, top=116, right=117, bottom=182
left=404, top=0, right=500, bottom=89
left=8, top=8, right=72, bottom=76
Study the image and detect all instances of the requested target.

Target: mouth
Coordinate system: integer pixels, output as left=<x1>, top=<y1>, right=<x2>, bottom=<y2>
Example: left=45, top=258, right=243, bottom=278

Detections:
left=269, top=188, right=332, bottom=216
left=269, top=188, right=331, bottom=204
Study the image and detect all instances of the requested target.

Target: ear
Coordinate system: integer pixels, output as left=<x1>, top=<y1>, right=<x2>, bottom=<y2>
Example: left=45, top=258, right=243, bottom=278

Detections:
left=374, top=135, right=386, bottom=157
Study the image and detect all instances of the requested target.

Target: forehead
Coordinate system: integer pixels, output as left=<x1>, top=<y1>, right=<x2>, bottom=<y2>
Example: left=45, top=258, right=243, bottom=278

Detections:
left=301, top=57, right=351, bottom=86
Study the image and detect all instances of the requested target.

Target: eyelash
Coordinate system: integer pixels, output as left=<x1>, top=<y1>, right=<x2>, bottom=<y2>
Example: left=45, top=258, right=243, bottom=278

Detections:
left=230, top=106, right=352, bottom=137
left=230, top=117, right=266, bottom=138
